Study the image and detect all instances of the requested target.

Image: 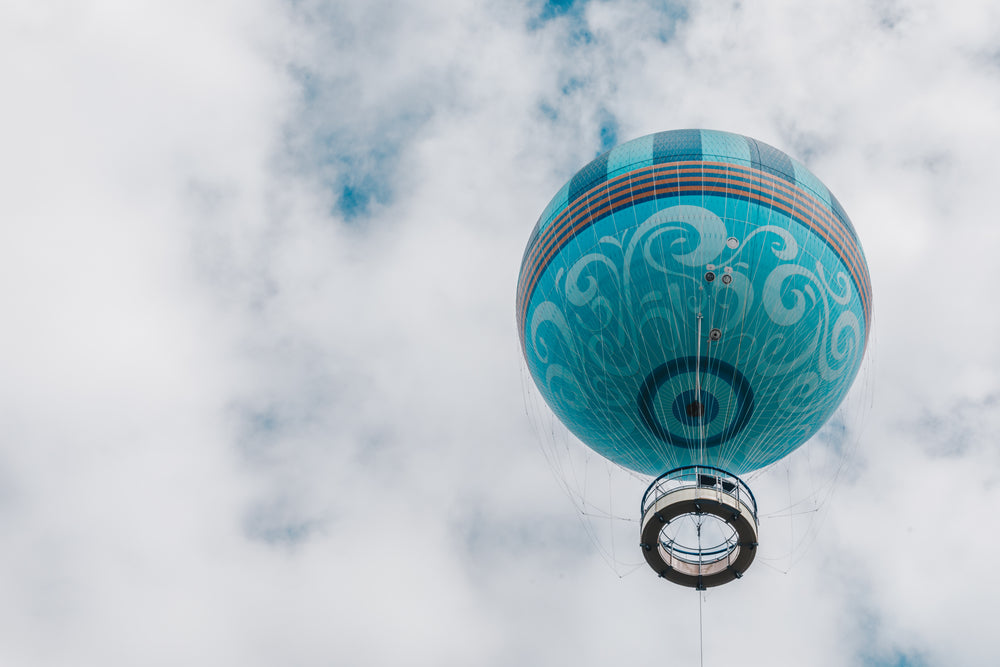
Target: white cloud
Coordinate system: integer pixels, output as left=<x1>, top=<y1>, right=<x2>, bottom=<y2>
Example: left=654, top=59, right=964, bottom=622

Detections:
left=1, top=0, right=998, bottom=664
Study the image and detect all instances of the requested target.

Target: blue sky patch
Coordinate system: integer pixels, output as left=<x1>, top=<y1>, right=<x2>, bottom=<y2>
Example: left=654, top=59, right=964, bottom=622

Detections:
left=244, top=500, right=326, bottom=546
left=537, top=0, right=588, bottom=23
left=333, top=155, right=396, bottom=221
left=655, top=1, right=690, bottom=42
left=597, top=107, right=619, bottom=152
left=863, top=651, right=928, bottom=667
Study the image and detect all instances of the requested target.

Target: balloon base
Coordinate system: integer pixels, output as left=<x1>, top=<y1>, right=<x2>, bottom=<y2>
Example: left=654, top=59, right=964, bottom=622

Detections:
left=639, top=466, right=759, bottom=589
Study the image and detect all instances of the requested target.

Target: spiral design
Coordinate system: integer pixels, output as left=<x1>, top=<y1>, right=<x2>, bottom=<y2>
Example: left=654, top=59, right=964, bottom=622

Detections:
left=638, top=357, right=754, bottom=449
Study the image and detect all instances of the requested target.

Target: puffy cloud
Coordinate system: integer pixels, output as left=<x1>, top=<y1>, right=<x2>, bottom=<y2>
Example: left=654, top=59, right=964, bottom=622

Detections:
left=0, top=0, right=996, bottom=664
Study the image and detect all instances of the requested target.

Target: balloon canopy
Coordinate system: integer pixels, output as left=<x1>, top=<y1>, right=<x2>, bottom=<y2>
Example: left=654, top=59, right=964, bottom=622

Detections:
left=517, top=129, right=871, bottom=477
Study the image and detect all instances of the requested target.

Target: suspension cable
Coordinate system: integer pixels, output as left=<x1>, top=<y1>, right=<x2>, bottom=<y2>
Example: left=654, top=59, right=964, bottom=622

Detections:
left=699, top=591, right=704, bottom=667
left=695, top=312, right=704, bottom=465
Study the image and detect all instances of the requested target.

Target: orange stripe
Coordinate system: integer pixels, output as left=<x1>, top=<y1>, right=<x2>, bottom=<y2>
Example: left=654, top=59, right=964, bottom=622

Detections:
left=519, top=162, right=865, bottom=307
left=526, top=162, right=870, bottom=306
left=526, top=160, right=861, bottom=273
left=517, top=165, right=871, bottom=332
left=519, top=162, right=864, bottom=307
left=517, top=182, right=872, bottom=338
left=517, top=166, right=872, bottom=347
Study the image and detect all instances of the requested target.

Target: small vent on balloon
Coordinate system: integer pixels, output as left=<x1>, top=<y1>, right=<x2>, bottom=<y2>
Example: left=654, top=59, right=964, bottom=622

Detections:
left=721, top=274, right=733, bottom=285
left=709, top=328, right=722, bottom=341
left=704, top=271, right=716, bottom=282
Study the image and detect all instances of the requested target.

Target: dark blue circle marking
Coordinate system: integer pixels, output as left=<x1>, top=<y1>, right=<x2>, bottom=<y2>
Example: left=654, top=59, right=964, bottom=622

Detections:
left=672, top=389, right=719, bottom=426
left=638, top=357, right=754, bottom=449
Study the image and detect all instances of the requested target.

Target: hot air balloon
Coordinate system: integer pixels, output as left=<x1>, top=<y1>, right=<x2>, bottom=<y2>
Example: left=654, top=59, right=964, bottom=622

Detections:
left=517, top=129, right=871, bottom=588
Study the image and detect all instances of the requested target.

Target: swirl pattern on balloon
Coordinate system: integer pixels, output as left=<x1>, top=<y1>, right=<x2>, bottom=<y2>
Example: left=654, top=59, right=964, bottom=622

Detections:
left=518, top=129, right=871, bottom=477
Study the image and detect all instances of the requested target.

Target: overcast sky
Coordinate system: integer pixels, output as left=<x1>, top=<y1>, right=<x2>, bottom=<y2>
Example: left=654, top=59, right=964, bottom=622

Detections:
left=2, top=0, right=998, bottom=665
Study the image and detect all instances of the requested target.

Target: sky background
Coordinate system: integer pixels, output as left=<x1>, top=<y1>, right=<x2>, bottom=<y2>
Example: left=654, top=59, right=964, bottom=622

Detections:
left=2, top=0, right=999, bottom=664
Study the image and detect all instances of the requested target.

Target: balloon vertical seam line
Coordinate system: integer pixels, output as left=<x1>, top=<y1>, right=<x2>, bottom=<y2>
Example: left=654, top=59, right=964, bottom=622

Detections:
left=516, top=165, right=871, bottom=346
left=518, top=179, right=869, bottom=328
left=518, top=166, right=865, bottom=312
left=519, top=159, right=864, bottom=294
